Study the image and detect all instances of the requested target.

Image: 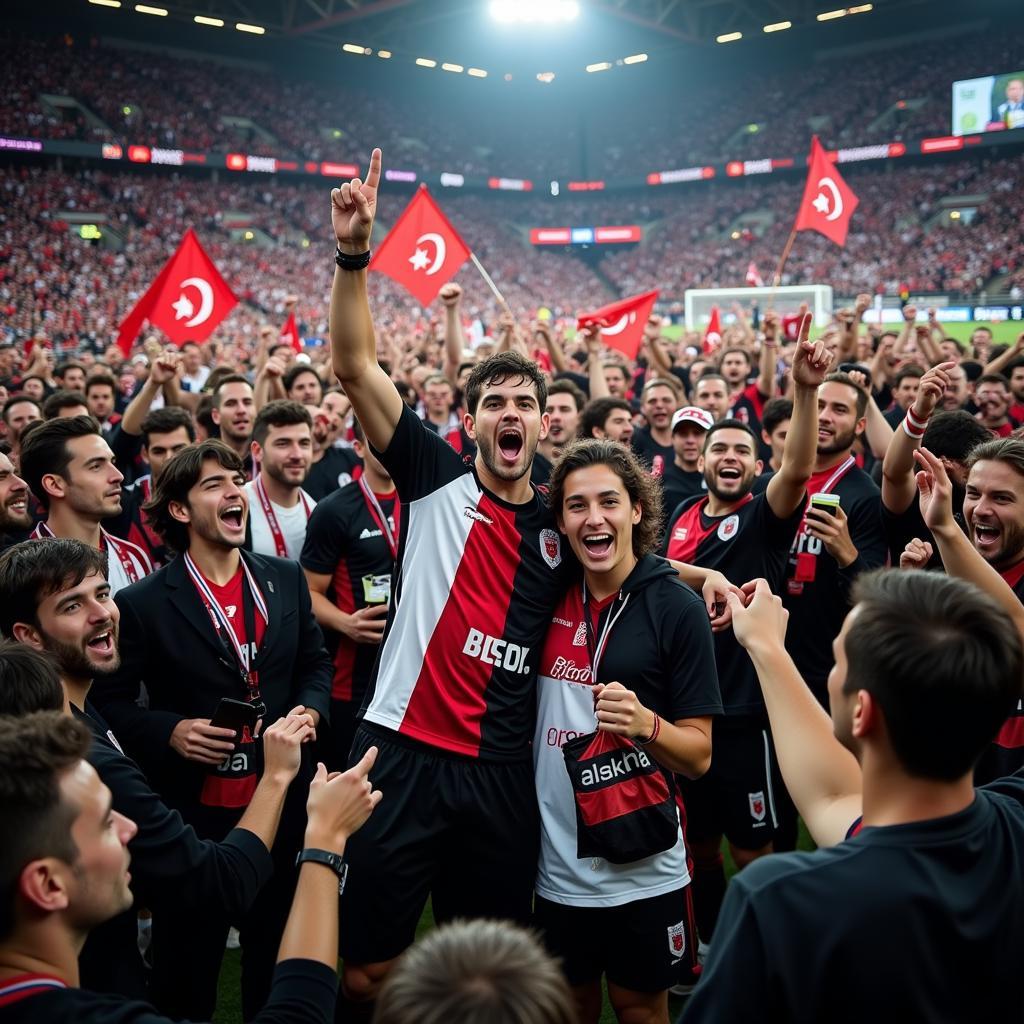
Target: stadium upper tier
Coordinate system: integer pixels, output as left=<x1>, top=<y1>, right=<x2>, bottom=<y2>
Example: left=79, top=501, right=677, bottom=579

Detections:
left=2, top=152, right=1021, bottom=355
left=2, top=26, right=1023, bottom=182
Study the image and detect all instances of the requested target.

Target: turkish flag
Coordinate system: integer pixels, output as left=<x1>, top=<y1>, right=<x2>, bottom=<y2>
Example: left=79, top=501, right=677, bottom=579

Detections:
left=745, top=261, right=764, bottom=287
left=280, top=311, right=300, bottom=353
left=794, top=136, right=859, bottom=247
left=703, top=306, right=722, bottom=355
left=116, top=228, right=237, bottom=353
left=370, top=185, right=471, bottom=306
left=576, top=289, right=659, bottom=359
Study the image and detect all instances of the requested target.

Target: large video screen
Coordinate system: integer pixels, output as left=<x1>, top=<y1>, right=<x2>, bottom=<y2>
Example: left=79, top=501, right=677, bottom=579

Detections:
left=952, top=71, right=1024, bottom=136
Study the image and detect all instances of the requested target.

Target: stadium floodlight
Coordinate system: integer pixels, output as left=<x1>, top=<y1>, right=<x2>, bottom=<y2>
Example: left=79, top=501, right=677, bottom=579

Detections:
left=89, top=0, right=122, bottom=8
left=537, top=71, right=555, bottom=83
left=467, top=67, right=488, bottom=77
left=763, top=20, right=792, bottom=32
left=135, top=4, right=168, bottom=15
left=194, top=15, right=224, bottom=26
left=378, top=50, right=392, bottom=58
left=343, top=43, right=368, bottom=54
left=442, top=62, right=464, bottom=72
left=235, top=22, right=265, bottom=34
left=416, top=57, right=437, bottom=68
left=816, top=8, right=847, bottom=19
left=716, top=32, right=742, bottom=43
left=848, top=3, right=873, bottom=12
left=586, top=61, right=612, bottom=73
left=623, top=53, right=648, bottom=65
left=489, top=0, right=579, bottom=25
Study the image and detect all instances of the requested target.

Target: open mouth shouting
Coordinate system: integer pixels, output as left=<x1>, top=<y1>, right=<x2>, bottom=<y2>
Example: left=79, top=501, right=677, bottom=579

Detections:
left=497, top=427, right=524, bottom=466
left=717, top=466, right=743, bottom=486
left=86, top=628, right=115, bottom=657
left=220, top=503, right=245, bottom=533
left=581, top=532, right=614, bottom=561
left=973, top=520, right=1001, bottom=555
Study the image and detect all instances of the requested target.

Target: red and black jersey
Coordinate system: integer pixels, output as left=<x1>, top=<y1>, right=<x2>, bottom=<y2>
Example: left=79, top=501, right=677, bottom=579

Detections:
left=782, top=459, right=887, bottom=697
left=300, top=481, right=398, bottom=705
left=104, top=474, right=169, bottom=570
left=631, top=427, right=674, bottom=474
left=304, top=445, right=362, bottom=502
left=975, top=559, right=1024, bottom=785
left=366, top=404, right=575, bottom=760
left=664, top=491, right=803, bottom=714
left=729, top=381, right=769, bottom=434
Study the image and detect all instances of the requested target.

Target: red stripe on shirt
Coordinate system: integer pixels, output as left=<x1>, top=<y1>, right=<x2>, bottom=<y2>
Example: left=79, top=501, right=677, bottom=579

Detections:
left=577, top=771, right=671, bottom=826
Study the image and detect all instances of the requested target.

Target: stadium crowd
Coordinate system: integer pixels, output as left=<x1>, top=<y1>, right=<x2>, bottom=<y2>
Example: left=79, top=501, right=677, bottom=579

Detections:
left=0, top=132, right=1022, bottom=1024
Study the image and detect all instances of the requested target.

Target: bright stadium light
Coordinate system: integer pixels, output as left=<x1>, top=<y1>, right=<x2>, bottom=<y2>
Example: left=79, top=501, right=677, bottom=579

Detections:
left=135, top=4, right=168, bottom=15
left=586, top=61, right=612, bottom=73
left=489, top=0, right=579, bottom=24
left=467, top=67, right=488, bottom=77
left=442, top=62, right=464, bottom=72
left=716, top=31, right=742, bottom=43
left=194, top=14, right=224, bottom=26
left=817, top=8, right=847, bottom=19
left=763, top=20, right=792, bottom=32
left=416, top=57, right=437, bottom=68
left=536, top=71, right=555, bottom=83
left=89, top=0, right=122, bottom=8
left=848, top=4, right=873, bottom=12
left=235, top=22, right=266, bottom=34
left=378, top=50, right=392, bottom=58
left=343, top=43, right=369, bottom=54
left=623, top=53, right=648, bottom=65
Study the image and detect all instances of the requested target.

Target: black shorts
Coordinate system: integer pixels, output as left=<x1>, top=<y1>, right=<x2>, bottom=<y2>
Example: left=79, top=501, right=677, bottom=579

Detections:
left=534, top=887, right=697, bottom=993
left=677, top=717, right=794, bottom=851
left=339, top=724, right=540, bottom=964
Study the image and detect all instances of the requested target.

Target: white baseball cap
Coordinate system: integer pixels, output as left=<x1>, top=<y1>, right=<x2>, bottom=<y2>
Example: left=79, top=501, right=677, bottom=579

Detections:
left=671, top=406, right=714, bottom=433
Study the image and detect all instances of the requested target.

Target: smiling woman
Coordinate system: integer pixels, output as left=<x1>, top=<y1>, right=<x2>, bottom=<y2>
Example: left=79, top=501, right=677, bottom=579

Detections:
left=535, top=439, right=721, bottom=1022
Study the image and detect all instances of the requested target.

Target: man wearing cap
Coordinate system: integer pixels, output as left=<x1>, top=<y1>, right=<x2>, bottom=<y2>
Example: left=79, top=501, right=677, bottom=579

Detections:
left=661, top=316, right=830, bottom=951
left=662, top=407, right=712, bottom=513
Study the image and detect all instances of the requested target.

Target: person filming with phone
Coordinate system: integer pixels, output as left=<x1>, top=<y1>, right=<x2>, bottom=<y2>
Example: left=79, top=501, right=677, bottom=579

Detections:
left=89, top=439, right=332, bottom=1021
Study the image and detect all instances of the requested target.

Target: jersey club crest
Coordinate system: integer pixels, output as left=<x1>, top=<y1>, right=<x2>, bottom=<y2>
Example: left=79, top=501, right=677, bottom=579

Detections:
left=540, top=528, right=562, bottom=569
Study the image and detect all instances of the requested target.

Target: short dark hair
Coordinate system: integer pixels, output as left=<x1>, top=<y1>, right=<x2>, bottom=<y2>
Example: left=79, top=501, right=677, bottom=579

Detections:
left=844, top=570, right=1023, bottom=780
left=695, top=372, right=728, bottom=389
left=374, top=920, right=574, bottom=1024
left=719, top=347, right=751, bottom=366
left=547, top=379, right=586, bottom=413
left=19, top=415, right=103, bottom=511
left=580, top=397, right=632, bottom=439
left=195, top=395, right=216, bottom=436
left=42, top=390, right=89, bottom=420
left=213, top=374, right=252, bottom=408
left=977, top=373, right=1010, bottom=390
left=922, top=412, right=991, bottom=465
left=761, top=398, right=793, bottom=436
left=0, top=711, right=92, bottom=941
left=0, top=538, right=108, bottom=639
left=641, top=376, right=681, bottom=399
left=464, top=352, right=547, bottom=417
left=822, top=371, right=868, bottom=419
left=55, top=361, right=86, bottom=380
left=892, top=365, right=924, bottom=388
left=2, top=395, right=42, bottom=425
left=84, top=372, right=116, bottom=396
left=282, top=365, right=322, bottom=395
left=703, top=418, right=759, bottom=450
left=966, top=437, right=1024, bottom=479
left=140, top=407, right=196, bottom=448
left=252, top=400, right=312, bottom=447
left=547, top=439, right=663, bottom=558
left=0, top=641, right=64, bottom=715
left=143, top=440, right=243, bottom=553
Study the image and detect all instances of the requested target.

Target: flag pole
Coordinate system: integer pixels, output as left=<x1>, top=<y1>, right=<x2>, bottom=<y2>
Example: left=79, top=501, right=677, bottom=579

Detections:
left=469, top=251, right=511, bottom=314
left=772, top=226, right=799, bottom=289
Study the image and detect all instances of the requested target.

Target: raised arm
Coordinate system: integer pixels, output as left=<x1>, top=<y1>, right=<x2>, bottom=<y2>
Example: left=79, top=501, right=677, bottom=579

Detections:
left=535, top=321, right=567, bottom=374
left=767, top=308, right=828, bottom=519
left=440, top=283, right=464, bottom=384
left=847, top=370, right=894, bottom=461
left=880, top=361, right=952, bottom=514
left=727, top=581, right=864, bottom=847
left=329, top=148, right=404, bottom=452
left=757, top=311, right=780, bottom=399
left=914, top=446, right=1024, bottom=637
left=120, top=349, right=181, bottom=436
left=254, top=355, right=287, bottom=411
left=580, top=327, right=610, bottom=399
left=892, top=304, right=916, bottom=361
left=985, top=332, right=1024, bottom=377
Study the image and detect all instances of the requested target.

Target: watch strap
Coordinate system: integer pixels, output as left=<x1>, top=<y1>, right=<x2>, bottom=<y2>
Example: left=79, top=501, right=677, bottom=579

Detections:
left=295, top=847, right=348, bottom=894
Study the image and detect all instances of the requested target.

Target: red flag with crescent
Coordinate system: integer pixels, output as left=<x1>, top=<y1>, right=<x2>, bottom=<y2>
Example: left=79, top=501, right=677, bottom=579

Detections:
left=576, top=289, right=659, bottom=359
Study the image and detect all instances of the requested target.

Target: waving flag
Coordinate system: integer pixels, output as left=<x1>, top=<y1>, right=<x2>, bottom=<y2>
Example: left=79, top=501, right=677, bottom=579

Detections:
left=576, top=289, right=659, bottom=359
left=703, top=306, right=722, bottom=355
left=794, top=136, right=859, bottom=247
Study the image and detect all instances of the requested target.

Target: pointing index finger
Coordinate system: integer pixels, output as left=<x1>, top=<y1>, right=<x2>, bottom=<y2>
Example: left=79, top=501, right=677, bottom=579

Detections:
left=364, top=148, right=382, bottom=190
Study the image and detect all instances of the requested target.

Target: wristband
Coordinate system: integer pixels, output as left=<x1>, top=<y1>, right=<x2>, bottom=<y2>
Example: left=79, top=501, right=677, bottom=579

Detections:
left=639, top=714, right=661, bottom=746
left=902, top=419, right=925, bottom=440
left=335, top=247, right=371, bottom=271
left=902, top=406, right=929, bottom=439
left=295, top=848, right=348, bottom=894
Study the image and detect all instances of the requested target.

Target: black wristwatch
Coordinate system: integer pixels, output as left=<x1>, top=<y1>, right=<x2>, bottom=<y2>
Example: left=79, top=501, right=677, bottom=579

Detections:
left=335, top=247, right=371, bottom=270
left=295, top=848, right=348, bottom=894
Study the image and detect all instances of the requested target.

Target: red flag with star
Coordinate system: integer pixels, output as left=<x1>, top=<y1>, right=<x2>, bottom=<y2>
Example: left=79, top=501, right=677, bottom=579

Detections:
left=703, top=305, right=722, bottom=355
left=116, top=228, right=237, bottom=353
left=576, top=289, right=659, bottom=359
left=370, top=185, right=471, bottom=306
left=794, top=136, right=859, bottom=247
